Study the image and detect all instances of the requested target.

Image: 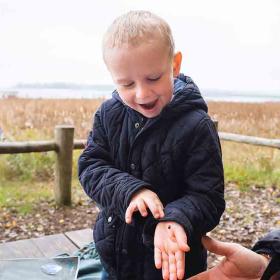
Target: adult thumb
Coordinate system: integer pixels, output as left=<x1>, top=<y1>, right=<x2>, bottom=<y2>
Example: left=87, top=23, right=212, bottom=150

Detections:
left=202, top=235, right=235, bottom=257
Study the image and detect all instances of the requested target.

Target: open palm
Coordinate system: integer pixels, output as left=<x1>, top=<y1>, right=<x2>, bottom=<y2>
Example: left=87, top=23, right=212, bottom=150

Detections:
left=154, top=222, right=189, bottom=280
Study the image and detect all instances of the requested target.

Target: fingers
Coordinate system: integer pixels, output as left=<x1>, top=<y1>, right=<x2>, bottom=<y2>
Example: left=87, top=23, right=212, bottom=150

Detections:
left=157, top=249, right=185, bottom=280
left=168, top=253, right=177, bottom=280
left=175, top=251, right=185, bottom=280
left=137, top=198, right=148, bottom=217
left=146, top=198, right=164, bottom=220
left=126, top=190, right=164, bottom=223
left=154, top=247, right=162, bottom=269
left=202, top=235, right=237, bottom=257
left=125, top=199, right=148, bottom=223
left=125, top=202, right=137, bottom=223
left=174, top=229, right=190, bottom=252
left=162, top=251, right=169, bottom=280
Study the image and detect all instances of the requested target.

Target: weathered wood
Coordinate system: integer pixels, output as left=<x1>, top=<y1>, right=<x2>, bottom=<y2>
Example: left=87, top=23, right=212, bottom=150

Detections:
left=213, top=120, right=218, bottom=130
left=0, top=141, right=56, bottom=154
left=65, top=228, right=93, bottom=248
left=0, top=239, right=44, bottom=259
left=219, top=132, right=280, bottom=149
left=54, top=125, right=74, bottom=206
left=73, top=139, right=86, bottom=150
left=31, top=233, right=78, bottom=257
left=0, top=229, right=92, bottom=260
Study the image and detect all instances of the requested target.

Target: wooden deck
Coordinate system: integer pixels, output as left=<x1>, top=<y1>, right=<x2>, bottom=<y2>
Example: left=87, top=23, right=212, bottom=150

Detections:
left=0, top=228, right=93, bottom=259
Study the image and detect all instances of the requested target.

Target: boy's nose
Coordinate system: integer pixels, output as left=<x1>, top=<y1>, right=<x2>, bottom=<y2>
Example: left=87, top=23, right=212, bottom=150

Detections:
left=135, top=84, right=152, bottom=101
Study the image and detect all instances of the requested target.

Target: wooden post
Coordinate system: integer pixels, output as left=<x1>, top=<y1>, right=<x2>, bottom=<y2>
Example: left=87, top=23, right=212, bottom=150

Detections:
left=54, top=125, right=74, bottom=206
left=213, top=120, right=218, bottom=130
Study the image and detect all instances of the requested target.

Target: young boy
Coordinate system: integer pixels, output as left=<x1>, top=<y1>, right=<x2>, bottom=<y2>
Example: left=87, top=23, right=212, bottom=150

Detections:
left=78, top=10, right=225, bottom=280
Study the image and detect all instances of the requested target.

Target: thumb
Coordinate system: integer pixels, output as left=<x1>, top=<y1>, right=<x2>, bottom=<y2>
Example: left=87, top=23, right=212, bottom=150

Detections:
left=202, top=236, right=236, bottom=257
left=173, top=227, right=190, bottom=252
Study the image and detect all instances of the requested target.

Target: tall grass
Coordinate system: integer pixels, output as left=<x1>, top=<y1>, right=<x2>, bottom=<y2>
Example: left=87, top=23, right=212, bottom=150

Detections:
left=208, top=101, right=280, bottom=188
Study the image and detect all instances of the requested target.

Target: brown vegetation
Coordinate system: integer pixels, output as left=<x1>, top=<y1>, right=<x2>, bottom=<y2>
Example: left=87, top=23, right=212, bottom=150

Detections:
left=1, top=99, right=280, bottom=140
left=0, top=99, right=103, bottom=140
left=208, top=101, right=280, bottom=138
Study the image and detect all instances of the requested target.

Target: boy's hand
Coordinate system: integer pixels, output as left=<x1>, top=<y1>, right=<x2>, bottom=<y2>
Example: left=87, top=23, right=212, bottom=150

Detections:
left=125, top=188, right=164, bottom=223
left=154, top=221, right=190, bottom=280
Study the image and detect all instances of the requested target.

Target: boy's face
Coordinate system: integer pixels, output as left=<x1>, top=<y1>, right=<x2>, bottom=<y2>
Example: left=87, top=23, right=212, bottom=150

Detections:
left=105, top=40, right=182, bottom=118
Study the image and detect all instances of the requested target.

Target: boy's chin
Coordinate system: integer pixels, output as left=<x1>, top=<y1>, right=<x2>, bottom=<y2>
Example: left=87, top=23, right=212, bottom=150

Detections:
left=138, top=108, right=162, bottom=118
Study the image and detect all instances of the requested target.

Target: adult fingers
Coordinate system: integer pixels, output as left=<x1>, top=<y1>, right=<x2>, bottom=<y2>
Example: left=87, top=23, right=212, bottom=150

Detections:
left=125, top=202, right=137, bottom=224
left=136, top=198, right=148, bottom=217
left=162, top=251, right=169, bottom=280
left=175, top=251, right=185, bottom=280
left=154, top=247, right=162, bottom=269
left=202, top=235, right=237, bottom=257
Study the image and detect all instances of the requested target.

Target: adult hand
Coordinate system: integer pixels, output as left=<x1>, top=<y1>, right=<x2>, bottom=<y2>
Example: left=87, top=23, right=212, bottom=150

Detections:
left=154, top=221, right=190, bottom=280
left=125, top=188, right=164, bottom=223
left=189, top=236, right=269, bottom=280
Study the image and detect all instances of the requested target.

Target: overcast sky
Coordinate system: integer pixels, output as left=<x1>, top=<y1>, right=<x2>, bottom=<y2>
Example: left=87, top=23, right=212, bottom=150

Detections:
left=0, top=0, right=279, bottom=91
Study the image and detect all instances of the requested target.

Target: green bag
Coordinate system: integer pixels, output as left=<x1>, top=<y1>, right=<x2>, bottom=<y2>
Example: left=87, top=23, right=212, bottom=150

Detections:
left=58, top=242, right=103, bottom=280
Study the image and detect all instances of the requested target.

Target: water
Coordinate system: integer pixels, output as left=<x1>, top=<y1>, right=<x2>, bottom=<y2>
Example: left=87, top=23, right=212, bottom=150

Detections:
left=0, top=87, right=280, bottom=103
left=0, top=88, right=112, bottom=99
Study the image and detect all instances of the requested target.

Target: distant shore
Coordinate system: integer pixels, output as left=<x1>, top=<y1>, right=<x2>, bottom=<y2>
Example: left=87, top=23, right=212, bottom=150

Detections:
left=1, top=87, right=280, bottom=103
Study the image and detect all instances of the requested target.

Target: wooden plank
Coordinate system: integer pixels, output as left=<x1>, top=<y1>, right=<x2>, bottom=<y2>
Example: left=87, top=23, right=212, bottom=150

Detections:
left=65, top=228, right=93, bottom=249
left=219, top=132, right=280, bottom=149
left=0, top=141, right=57, bottom=154
left=31, top=233, right=78, bottom=258
left=0, top=239, right=44, bottom=259
left=74, top=139, right=86, bottom=149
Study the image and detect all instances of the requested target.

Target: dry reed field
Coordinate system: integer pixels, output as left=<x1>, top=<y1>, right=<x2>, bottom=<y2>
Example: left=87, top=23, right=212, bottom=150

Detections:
left=1, top=98, right=280, bottom=139
left=0, top=98, right=103, bottom=140
left=208, top=101, right=280, bottom=138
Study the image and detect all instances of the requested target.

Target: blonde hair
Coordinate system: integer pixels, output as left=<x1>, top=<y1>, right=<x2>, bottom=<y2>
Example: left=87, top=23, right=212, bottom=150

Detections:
left=102, top=10, right=175, bottom=62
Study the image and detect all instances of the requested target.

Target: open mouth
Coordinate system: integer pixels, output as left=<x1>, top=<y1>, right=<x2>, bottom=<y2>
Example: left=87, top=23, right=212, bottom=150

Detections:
left=139, top=100, right=158, bottom=110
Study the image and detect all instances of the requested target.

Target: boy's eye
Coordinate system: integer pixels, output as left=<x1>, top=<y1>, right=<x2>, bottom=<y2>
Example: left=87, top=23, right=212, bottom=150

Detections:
left=148, top=76, right=161, bottom=82
left=122, top=82, right=134, bottom=88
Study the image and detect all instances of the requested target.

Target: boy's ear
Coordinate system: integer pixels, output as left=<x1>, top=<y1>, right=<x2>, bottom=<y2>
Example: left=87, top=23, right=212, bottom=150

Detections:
left=173, top=51, right=182, bottom=77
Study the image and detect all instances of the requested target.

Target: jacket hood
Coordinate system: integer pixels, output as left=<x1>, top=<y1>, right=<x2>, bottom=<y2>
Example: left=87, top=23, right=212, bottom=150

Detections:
left=112, top=74, right=208, bottom=118
left=164, top=74, right=208, bottom=116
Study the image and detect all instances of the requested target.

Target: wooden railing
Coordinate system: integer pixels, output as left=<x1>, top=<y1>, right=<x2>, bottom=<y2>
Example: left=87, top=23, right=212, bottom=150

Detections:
left=0, top=124, right=279, bottom=206
left=0, top=125, right=82, bottom=206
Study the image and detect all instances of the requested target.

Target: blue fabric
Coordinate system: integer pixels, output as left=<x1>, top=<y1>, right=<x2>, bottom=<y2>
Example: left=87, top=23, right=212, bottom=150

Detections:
left=100, top=269, right=109, bottom=280
left=57, top=242, right=103, bottom=280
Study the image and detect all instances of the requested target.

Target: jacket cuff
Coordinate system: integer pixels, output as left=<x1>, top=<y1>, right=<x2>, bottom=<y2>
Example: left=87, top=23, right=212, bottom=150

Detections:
left=124, top=180, right=153, bottom=210
left=142, top=216, right=159, bottom=247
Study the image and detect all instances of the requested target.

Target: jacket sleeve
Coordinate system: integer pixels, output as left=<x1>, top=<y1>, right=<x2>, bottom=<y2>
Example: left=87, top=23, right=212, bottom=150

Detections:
left=161, top=118, right=225, bottom=241
left=78, top=107, right=151, bottom=220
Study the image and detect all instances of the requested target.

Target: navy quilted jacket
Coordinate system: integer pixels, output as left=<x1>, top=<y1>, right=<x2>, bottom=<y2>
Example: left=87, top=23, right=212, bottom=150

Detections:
left=78, top=75, right=225, bottom=279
